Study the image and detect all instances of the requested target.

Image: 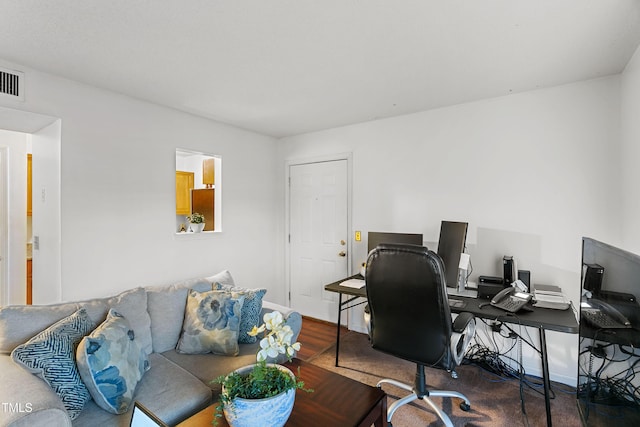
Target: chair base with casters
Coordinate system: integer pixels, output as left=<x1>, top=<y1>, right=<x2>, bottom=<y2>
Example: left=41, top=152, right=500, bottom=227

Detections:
left=377, top=364, right=471, bottom=427
left=374, top=311, right=476, bottom=426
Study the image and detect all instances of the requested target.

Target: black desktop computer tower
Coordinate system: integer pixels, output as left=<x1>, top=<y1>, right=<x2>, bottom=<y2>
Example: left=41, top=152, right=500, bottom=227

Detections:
left=583, top=263, right=604, bottom=294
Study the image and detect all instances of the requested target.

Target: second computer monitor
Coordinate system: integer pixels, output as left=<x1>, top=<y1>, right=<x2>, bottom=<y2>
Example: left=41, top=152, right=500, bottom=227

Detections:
left=437, top=221, right=469, bottom=288
left=367, top=231, right=423, bottom=253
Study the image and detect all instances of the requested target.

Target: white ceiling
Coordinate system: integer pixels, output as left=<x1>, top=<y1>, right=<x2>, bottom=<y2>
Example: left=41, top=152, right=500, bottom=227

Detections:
left=1, top=1, right=639, bottom=138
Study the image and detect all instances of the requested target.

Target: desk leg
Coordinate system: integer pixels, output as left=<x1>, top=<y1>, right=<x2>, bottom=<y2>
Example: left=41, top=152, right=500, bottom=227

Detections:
left=539, top=328, right=552, bottom=427
left=335, top=293, right=343, bottom=367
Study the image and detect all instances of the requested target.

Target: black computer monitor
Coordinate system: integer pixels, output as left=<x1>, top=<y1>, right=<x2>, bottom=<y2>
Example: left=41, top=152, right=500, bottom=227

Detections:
left=582, top=237, right=640, bottom=299
left=437, top=221, right=468, bottom=288
left=367, top=231, right=423, bottom=253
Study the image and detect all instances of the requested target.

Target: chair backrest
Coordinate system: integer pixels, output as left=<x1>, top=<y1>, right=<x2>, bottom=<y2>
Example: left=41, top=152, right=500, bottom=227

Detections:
left=365, top=243, right=454, bottom=368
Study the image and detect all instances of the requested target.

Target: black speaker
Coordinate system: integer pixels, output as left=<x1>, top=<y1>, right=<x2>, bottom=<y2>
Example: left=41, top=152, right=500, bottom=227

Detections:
left=503, top=256, right=516, bottom=284
left=583, top=263, right=604, bottom=294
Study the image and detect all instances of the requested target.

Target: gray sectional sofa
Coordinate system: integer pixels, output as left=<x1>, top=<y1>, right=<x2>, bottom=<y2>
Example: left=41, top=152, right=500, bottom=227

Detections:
left=0, top=271, right=302, bottom=427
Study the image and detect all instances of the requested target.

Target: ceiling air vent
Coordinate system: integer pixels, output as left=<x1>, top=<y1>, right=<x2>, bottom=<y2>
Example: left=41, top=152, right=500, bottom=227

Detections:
left=0, top=67, right=25, bottom=101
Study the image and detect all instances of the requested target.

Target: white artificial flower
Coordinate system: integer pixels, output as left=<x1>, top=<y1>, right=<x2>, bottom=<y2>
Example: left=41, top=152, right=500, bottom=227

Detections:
left=247, top=324, right=266, bottom=337
left=252, top=310, right=301, bottom=362
left=263, top=311, right=284, bottom=331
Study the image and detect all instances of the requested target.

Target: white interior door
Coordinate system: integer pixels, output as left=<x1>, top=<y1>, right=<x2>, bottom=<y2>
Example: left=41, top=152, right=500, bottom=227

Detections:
left=289, top=159, right=348, bottom=322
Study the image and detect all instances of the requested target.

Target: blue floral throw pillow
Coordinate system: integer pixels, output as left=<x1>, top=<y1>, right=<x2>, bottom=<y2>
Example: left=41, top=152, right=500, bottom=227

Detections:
left=176, top=289, right=244, bottom=355
left=11, top=308, right=94, bottom=420
left=214, top=283, right=267, bottom=344
left=76, top=309, right=150, bottom=414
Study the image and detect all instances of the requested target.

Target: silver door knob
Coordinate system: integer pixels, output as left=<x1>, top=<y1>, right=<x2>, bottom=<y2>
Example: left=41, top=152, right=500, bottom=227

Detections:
left=338, top=251, right=346, bottom=257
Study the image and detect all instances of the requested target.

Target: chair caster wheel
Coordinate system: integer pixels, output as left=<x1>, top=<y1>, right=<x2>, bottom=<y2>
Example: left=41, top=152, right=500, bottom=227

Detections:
left=460, top=402, right=471, bottom=411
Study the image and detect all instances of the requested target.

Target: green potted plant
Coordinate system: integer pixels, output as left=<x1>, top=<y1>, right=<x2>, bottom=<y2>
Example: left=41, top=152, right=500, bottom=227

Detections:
left=185, top=212, right=205, bottom=232
left=213, top=311, right=311, bottom=427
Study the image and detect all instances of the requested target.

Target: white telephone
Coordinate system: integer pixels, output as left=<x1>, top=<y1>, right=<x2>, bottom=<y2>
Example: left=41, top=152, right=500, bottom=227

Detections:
left=513, top=279, right=528, bottom=293
left=491, top=286, right=533, bottom=313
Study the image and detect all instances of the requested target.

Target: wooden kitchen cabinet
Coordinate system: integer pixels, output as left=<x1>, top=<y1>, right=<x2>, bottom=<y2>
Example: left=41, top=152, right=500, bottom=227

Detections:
left=192, top=189, right=214, bottom=231
left=176, top=171, right=194, bottom=216
left=27, top=154, right=32, bottom=216
left=202, top=158, right=215, bottom=186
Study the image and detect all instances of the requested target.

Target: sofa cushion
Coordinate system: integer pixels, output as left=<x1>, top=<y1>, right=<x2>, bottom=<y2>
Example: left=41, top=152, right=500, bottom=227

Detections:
left=106, top=288, right=153, bottom=356
left=161, top=344, right=261, bottom=395
left=0, top=301, right=79, bottom=354
left=176, top=290, right=244, bottom=356
left=76, top=309, right=150, bottom=414
left=214, top=283, right=267, bottom=344
left=72, top=288, right=154, bottom=357
left=73, top=353, right=212, bottom=426
left=205, top=270, right=235, bottom=287
left=11, top=308, right=95, bottom=420
left=146, top=278, right=212, bottom=353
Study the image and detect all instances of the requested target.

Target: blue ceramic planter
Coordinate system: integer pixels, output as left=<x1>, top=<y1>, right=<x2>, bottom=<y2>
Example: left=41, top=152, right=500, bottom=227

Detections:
left=222, top=364, right=296, bottom=427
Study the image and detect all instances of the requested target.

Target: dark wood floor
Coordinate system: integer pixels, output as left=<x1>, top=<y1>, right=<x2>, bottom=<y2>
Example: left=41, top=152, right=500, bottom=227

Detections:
left=296, top=316, right=351, bottom=361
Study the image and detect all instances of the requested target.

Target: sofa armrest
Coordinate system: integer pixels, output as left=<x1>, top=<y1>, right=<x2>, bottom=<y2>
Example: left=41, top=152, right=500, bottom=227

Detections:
left=260, top=301, right=303, bottom=360
left=0, top=355, right=71, bottom=427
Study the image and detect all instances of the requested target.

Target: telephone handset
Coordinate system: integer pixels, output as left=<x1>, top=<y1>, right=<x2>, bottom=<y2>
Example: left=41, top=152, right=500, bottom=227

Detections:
left=491, top=286, right=533, bottom=313
left=582, top=298, right=632, bottom=329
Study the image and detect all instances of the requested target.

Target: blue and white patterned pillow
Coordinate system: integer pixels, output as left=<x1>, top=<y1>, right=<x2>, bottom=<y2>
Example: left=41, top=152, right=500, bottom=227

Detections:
left=76, top=309, right=150, bottom=414
left=176, top=289, right=244, bottom=355
left=11, top=308, right=94, bottom=420
left=214, top=283, right=267, bottom=343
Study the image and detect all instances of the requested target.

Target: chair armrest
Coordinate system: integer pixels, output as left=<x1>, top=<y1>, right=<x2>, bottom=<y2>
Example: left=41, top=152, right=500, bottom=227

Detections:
left=0, top=355, right=71, bottom=427
left=452, top=311, right=475, bottom=333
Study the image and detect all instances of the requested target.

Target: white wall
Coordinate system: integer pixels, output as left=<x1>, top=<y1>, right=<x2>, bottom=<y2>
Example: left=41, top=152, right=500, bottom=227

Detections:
left=0, top=58, right=283, bottom=303
left=277, top=76, right=622, bottom=384
left=31, top=121, right=62, bottom=304
left=621, top=44, right=640, bottom=254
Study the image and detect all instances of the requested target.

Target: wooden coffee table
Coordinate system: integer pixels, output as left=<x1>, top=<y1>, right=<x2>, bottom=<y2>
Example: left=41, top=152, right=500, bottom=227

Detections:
left=177, top=358, right=387, bottom=426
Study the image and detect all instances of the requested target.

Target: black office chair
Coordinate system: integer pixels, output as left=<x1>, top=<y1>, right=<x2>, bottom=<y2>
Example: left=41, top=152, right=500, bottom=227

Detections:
left=365, top=243, right=476, bottom=427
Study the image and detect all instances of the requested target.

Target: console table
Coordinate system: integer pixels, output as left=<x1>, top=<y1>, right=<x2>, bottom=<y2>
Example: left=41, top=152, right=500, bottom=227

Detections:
left=324, top=275, right=579, bottom=427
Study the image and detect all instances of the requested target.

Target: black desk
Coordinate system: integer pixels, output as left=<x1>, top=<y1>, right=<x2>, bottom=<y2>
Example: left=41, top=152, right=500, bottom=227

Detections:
left=324, top=276, right=579, bottom=427
left=324, top=274, right=368, bottom=368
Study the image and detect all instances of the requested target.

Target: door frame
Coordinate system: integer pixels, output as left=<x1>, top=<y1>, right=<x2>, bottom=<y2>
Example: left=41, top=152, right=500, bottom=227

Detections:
left=0, top=107, right=61, bottom=305
left=284, top=152, right=353, bottom=310
left=0, top=147, right=7, bottom=305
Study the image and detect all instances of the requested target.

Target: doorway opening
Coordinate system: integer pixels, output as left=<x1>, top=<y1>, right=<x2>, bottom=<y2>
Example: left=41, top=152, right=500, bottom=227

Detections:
left=0, top=107, right=61, bottom=306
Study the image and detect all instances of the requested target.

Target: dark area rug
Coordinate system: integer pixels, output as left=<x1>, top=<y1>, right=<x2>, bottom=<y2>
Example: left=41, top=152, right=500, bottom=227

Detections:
left=308, top=331, right=582, bottom=427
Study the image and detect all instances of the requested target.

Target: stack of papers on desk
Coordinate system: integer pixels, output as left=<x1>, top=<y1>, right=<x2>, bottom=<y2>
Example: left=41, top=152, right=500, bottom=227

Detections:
left=340, top=279, right=365, bottom=289
left=534, top=284, right=570, bottom=310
